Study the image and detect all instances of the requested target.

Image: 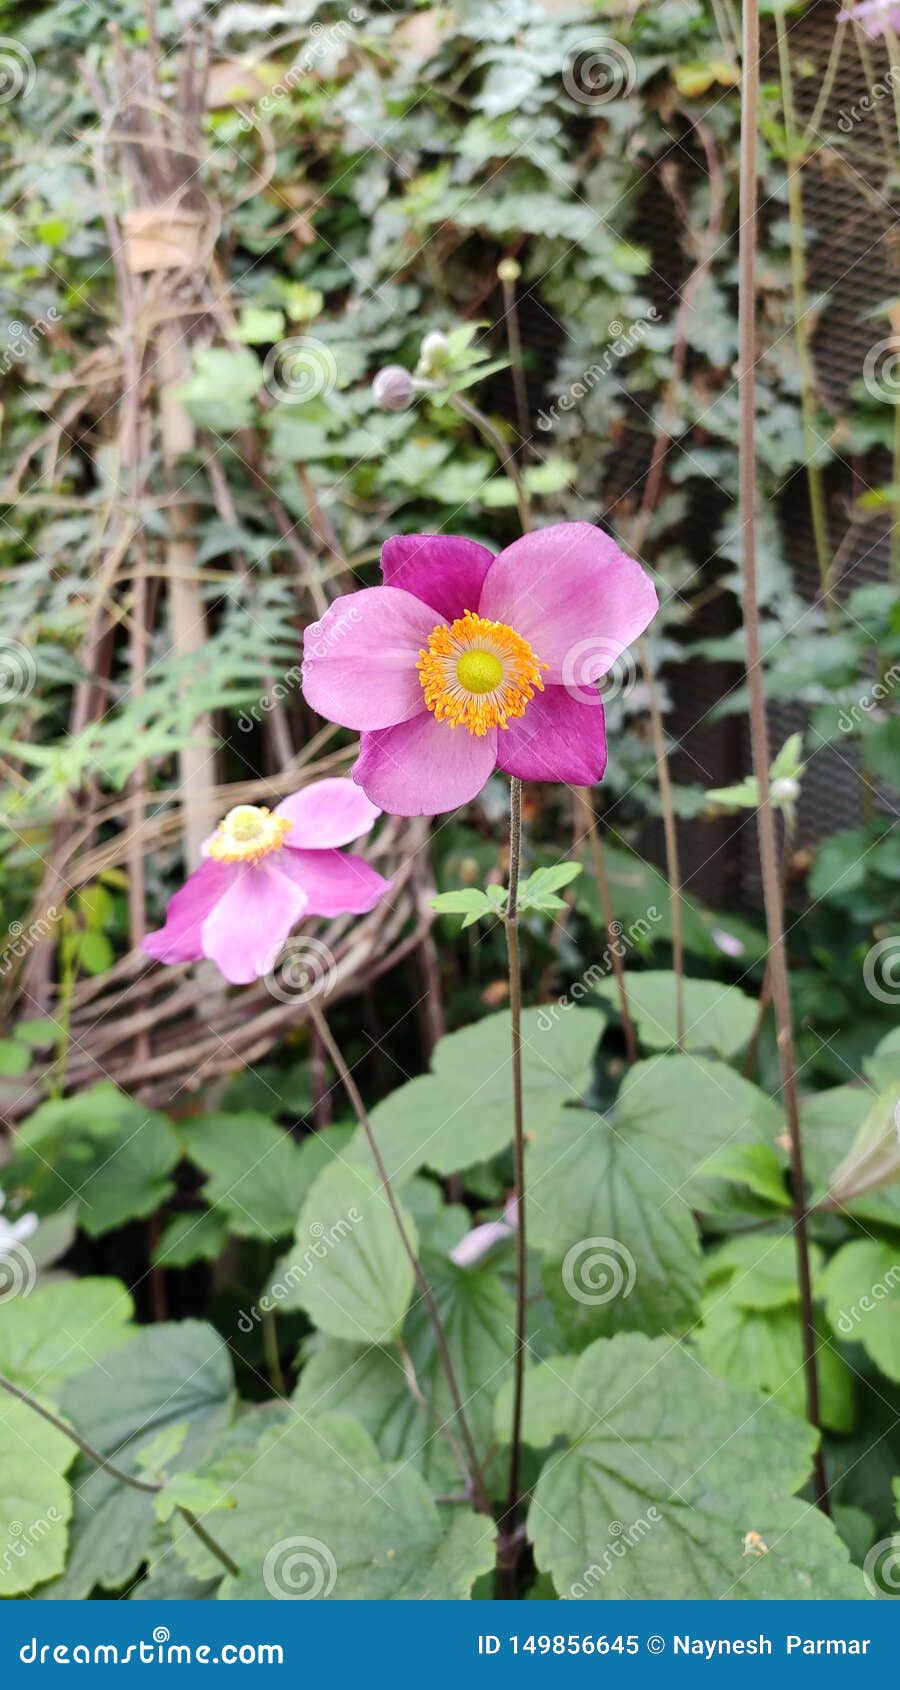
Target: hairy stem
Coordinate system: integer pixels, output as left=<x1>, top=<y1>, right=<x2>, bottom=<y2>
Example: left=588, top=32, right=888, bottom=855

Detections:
left=739, top=0, right=830, bottom=1514
left=306, top=1002, right=492, bottom=1515
left=0, top=1371, right=240, bottom=1577
left=497, top=776, right=527, bottom=1598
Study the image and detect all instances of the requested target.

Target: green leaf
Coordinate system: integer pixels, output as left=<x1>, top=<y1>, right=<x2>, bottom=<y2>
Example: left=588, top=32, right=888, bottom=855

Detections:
left=154, top=1472, right=236, bottom=1526
left=175, top=1413, right=495, bottom=1598
left=0, top=1278, right=133, bottom=1398
left=612, top=1054, right=783, bottom=1197
left=270, top=1161, right=416, bottom=1343
left=294, top=1253, right=514, bottom=1489
left=518, top=861, right=582, bottom=913
left=180, top=1112, right=311, bottom=1240
left=152, top=1209, right=229, bottom=1268
left=429, top=888, right=498, bottom=927
left=527, top=1335, right=867, bottom=1599
left=821, top=1241, right=900, bottom=1383
left=0, top=1394, right=74, bottom=1594
left=351, top=1008, right=604, bottom=1186
left=176, top=346, right=262, bottom=432
left=592, top=971, right=757, bottom=1057
left=695, top=1142, right=791, bottom=1209
left=527, top=1108, right=702, bottom=1344
left=0, top=1037, right=29, bottom=1075
left=236, top=307, right=285, bottom=344
left=47, top=1322, right=234, bottom=1598
left=704, top=1234, right=812, bottom=1311
left=696, top=1305, right=854, bottom=1435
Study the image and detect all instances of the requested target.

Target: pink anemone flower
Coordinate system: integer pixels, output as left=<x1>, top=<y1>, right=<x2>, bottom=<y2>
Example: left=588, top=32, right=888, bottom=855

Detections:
left=839, top=0, right=900, bottom=37
left=301, top=523, right=658, bottom=816
left=142, top=778, right=392, bottom=985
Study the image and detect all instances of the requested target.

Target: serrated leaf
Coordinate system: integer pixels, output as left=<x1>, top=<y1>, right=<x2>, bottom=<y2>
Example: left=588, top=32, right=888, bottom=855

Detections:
left=0, top=1278, right=133, bottom=1397
left=528, top=1334, right=867, bottom=1599
left=180, top=1112, right=311, bottom=1240
left=0, top=1395, right=74, bottom=1594
left=270, top=1161, right=415, bottom=1343
left=173, top=1412, right=495, bottom=1598
left=593, top=972, right=757, bottom=1057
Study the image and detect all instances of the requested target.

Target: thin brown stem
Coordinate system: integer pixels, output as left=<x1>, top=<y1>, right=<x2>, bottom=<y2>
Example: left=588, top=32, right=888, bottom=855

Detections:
left=0, top=1371, right=240, bottom=1576
left=497, top=776, right=526, bottom=1598
left=500, top=269, right=531, bottom=452
left=639, top=636, right=685, bottom=1045
left=739, top=0, right=830, bottom=1515
left=574, top=787, right=637, bottom=1064
left=306, top=1002, right=492, bottom=1516
left=447, top=393, right=532, bottom=533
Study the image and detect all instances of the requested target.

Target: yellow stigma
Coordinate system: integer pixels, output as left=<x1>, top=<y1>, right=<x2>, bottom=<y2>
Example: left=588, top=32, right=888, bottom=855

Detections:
left=204, top=805, right=291, bottom=864
left=417, top=611, right=545, bottom=735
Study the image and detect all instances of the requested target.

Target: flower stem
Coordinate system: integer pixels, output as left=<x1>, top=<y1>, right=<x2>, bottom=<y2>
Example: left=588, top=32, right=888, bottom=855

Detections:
left=0, top=1371, right=240, bottom=1577
left=497, top=775, right=527, bottom=1597
left=739, top=0, right=830, bottom=1516
left=306, top=1001, right=492, bottom=1516
left=639, top=635, right=685, bottom=1046
left=447, top=393, right=532, bottom=534
left=500, top=266, right=531, bottom=452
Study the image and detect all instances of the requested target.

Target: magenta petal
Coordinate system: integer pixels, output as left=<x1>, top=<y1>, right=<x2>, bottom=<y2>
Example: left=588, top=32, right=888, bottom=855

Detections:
left=380, top=533, right=495, bottom=622
left=301, top=587, right=436, bottom=730
left=354, top=714, right=497, bottom=816
left=478, top=521, right=658, bottom=684
left=274, top=778, right=380, bottom=847
left=142, top=859, right=233, bottom=965
left=495, top=686, right=607, bottom=785
left=200, top=863, right=308, bottom=984
left=278, top=847, right=392, bottom=917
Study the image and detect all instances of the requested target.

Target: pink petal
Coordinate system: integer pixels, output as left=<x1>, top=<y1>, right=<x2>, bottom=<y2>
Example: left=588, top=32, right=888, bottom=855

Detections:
left=200, top=863, right=308, bottom=984
left=301, top=587, right=436, bottom=730
left=142, top=859, right=233, bottom=965
left=274, top=778, right=380, bottom=847
left=380, top=533, right=495, bottom=622
left=353, top=713, right=497, bottom=816
left=495, top=686, right=607, bottom=785
left=477, top=521, right=658, bottom=684
left=278, top=847, right=392, bottom=916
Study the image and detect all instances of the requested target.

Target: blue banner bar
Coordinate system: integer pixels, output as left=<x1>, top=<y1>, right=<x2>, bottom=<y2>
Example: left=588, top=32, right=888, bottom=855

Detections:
left=0, top=1600, right=890, bottom=1685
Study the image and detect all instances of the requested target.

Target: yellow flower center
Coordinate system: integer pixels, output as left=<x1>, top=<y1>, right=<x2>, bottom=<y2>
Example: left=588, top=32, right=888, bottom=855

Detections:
left=204, top=805, right=292, bottom=864
left=417, top=611, right=545, bottom=736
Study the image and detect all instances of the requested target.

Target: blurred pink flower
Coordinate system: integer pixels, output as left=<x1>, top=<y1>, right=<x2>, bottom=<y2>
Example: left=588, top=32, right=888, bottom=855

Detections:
left=839, top=0, right=900, bottom=36
left=143, top=779, right=391, bottom=984
left=301, top=524, right=658, bottom=816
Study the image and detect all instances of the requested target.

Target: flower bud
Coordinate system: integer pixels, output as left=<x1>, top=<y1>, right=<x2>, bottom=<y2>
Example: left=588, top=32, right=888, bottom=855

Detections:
left=497, top=257, right=521, bottom=283
left=417, top=330, right=450, bottom=378
left=771, top=776, right=800, bottom=805
left=372, top=364, right=415, bottom=411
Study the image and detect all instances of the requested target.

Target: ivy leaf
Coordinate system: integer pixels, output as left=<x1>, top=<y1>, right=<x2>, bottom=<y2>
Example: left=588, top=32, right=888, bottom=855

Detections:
left=46, top=1323, right=234, bottom=1598
left=269, top=1161, right=416, bottom=1343
left=592, top=971, right=757, bottom=1057
left=821, top=1241, right=900, bottom=1383
left=527, top=1334, right=867, bottom=1599
left=176, top=346, right=262, bottom=431
left=293, top=1252, right=514, bottom=1489
left=174, top=1413, right=495, bottom=1599
left=350, top=1007, right=604, bottom=1186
